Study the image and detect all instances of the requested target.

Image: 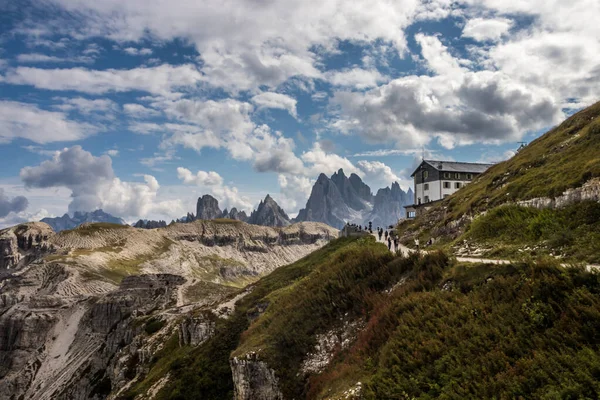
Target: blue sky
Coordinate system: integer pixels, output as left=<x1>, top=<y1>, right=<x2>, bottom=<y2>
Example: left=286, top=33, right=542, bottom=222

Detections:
left=0, top=0, right=598, bottom=226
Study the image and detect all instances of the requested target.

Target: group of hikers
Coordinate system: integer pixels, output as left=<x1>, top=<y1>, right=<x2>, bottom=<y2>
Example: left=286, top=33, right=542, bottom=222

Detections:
left=377, top=227, right=400, bottom=253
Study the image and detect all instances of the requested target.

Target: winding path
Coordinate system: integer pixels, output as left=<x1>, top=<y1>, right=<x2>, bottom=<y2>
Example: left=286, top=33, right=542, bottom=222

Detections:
left=373, top=233, right=599, bottom=270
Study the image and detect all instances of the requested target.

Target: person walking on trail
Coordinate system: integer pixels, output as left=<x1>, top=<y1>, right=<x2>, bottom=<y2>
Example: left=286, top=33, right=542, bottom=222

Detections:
left=387, top=236, right=392, bottom=251
left=393, top=236, right=399, bottom=253
left=415, top=238, right=420, bottom=252
left=378, top=228, right=383, bottom=241
left=384, top=230, right=388, bottom=241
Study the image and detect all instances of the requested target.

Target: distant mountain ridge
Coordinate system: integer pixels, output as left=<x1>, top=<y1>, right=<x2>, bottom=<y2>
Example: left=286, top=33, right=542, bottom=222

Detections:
left=41, top=209, right=126, bottom=232
left=248, top=195, right=291, bottom=227
left=295, top=168, right=412, bottom=229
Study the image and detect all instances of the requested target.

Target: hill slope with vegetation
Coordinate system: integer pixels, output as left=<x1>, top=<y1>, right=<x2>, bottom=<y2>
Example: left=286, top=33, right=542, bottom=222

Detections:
left=121, top=236, right=600, bottom=400
left=398, top=101, right=600, bottom=263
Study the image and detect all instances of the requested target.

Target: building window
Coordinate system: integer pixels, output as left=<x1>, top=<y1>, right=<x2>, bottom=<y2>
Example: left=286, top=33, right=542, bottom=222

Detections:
left=443, top=181, right=451, bottom=189
left=455, top=173, right=460, bottom=179
left=424, top=183, right=429, bottom=190
left=443, top=172, right=450, bottom=179
left=423, top=170, right=429, bottom=179
left=417, top=197, right=421, bottom=205
left=424, top=196, right=430, bottom=203
left=455, top=182, right=461, bottom=189
left=466, top=173, right=473, bottom=180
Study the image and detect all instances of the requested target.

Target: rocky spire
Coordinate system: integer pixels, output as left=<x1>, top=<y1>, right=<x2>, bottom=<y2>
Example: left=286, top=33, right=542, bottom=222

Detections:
left=247, top=195, right=291, bottom=227
left=196, top=195, right=222, bottom=221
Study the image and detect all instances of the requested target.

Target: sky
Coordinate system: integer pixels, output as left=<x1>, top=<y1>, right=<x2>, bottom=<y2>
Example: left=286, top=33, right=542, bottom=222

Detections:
left=0, top=0, right=598, bottom=227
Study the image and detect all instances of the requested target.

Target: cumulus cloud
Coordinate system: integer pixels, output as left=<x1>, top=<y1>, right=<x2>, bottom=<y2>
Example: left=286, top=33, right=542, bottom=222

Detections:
left=176, top=167, right=253, bottom=212
left=249, top=125, right=305, bottom=174
left=176, top=167, right=223, bottom=186
left=251, top=92, right=298, bottom=119
left=301, top=142, right=359, bottom=176
left=19, top=0, right=424, bottom=92
left=0, top=101, right=98, bottom=144
left=462, top=18, right=513, bottom=42
left=20, top=146, right=183, bottom=219
left=4, top=64, right=203, bottom=95
left=277, top=174, right=314, bottom=215
left=0, top=189, right=29, bottom=218
left=331, top=34, right=564, bottom=149
left=325, top=68, right=387, bottom=89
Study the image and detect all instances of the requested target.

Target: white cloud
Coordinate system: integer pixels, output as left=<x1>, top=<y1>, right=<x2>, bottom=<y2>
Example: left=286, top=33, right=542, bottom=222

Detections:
left=123, top=103, right=161, bottom=118
left=331, top=33, right=564, bottom=149
left=176, top=167, right=223, bottom=186
left=301, top=142, right=359, bottom=177
left=16, top=53, right=95, bottom=64
left=4, top=64, right=203, bottom=95
left=20, top=146, right=184, bottom=219
left=0, top=101, right=98, bottom=144
left=415, top=33, right=465, bottom=75
left=462, top=17, right=513, bottom=42
left=356, top=160, right=412, bottom=190
left=325, top=68, right=387, bottom=89
left=177, top=167, right=253, bottom=212
left=23, top=0, right=424, bottom=91
left=123, top=47, right=153, bottom=56
left=251, top=92, right=298, bottom=119
left=277, top=174, right=314, bottom=215
left=248, top=125, right=305, bottom=174
left=106, top=149, right=119, bottom=157
left=54, top=97, right=119, bottom=115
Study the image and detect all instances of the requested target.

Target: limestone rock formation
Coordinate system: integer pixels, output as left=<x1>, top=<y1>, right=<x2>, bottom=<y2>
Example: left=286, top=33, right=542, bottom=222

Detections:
left=0, top=219, right=337, bottom=400
left=221, top=207, right=249, bottom=222
left=196, top=195, right=222, bottom=220
left=296, top=169, right=411, bottom=229
left=133, top=219, right=168, bottom=229
left=41, top=209, right=126, bottom=232
left=368, top=182, right=414, bottom=228
left=231, top=353, right=283, bottom=400
left=247, top=195, right=291, bottom=227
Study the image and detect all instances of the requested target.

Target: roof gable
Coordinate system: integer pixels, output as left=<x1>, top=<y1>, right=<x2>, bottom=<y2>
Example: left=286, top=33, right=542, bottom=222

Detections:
left=410, top=159, right=494, bottom=177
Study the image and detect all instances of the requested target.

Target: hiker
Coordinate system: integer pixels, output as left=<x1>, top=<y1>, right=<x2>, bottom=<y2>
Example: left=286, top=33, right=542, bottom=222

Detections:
left=426, top=238, right=433, bottom=247
left=415, top=238, right=420, bottom=252
left=378, top=228, right=383, bottom=241
left=394, top=236, right=399, bottom=252
left=387, top=236, right=392, bottom=251
left=384, top=230, right=388, bottom=241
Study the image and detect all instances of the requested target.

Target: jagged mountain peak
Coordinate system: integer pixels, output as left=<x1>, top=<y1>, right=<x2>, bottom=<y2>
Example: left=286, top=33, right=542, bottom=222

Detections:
left=248, top=195, right=291, bottom=227
left=41, top=209, right=126, bottom=232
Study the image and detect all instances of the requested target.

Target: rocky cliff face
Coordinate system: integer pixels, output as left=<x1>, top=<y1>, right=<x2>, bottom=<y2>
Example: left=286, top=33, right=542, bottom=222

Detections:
left=368, top=183, right=414, bottom=228
left=41, top=210, right=126, bottom=232
left=196, top=195, right=222, bottom=220
left=296, top=173, right=352, bottom=229
left=222, top=207, right=249, bottom=222
left=0, top=222, right=53, bottom=271
left=0, top=220, right=337, bottom=399
left=296, top=169, right=411, bottom=229
left=517, top=178, right=600, bottom=210
left=247, top=195, right=291, bottom=227
left=231, top=353, right=283, bottom=400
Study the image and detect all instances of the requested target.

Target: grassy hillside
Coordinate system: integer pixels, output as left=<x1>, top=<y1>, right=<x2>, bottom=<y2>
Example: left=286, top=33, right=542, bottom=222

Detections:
left=120, top=236, right=600, bottom=399
left=398, top=101, right=600, bottom=262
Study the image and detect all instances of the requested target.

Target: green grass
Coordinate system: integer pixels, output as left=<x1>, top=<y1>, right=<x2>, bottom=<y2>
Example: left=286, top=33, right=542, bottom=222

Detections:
left=120, top=236, right=600, bottom=400
left=397, top=101, right=600, bottom=260
left=464, top=201, right=600, bottom=263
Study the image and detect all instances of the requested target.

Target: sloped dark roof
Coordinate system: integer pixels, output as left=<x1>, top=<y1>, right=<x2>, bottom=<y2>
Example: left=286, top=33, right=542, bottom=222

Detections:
left=410, top=160, right=494, bottom=177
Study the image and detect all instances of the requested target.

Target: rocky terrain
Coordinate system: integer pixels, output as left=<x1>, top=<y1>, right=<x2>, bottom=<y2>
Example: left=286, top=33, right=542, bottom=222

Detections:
left=295, top=169, right=412, bottom=229
left=41, top=210, right=126, bottom=232
left=0, top=219, right=337, bottom=399
left=247, top=195, right=291, bottom=227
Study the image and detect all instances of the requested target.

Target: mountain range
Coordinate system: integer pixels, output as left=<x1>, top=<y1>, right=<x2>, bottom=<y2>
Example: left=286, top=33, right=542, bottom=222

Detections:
left=41, top=209, right=126, bottom=232
left=39, top=171, right=412, bottom=231
left=295, top=168, right=412, bottom=229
